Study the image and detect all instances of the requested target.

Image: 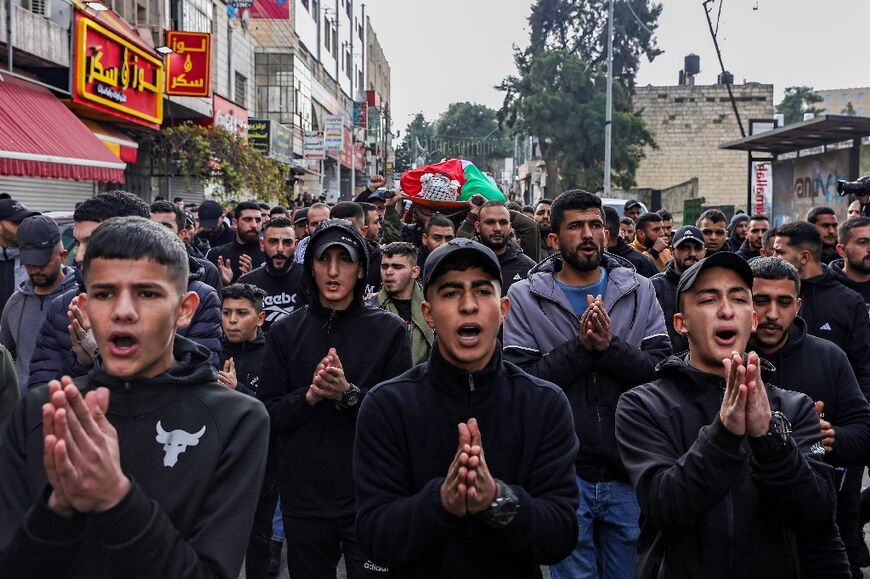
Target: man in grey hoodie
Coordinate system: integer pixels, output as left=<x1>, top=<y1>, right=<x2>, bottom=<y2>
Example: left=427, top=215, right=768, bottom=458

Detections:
left=0, top=216, right=76, bottom=392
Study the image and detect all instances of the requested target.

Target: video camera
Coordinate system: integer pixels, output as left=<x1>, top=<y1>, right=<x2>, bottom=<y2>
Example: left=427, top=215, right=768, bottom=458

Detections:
left=836, top=176, right=870, bottom=197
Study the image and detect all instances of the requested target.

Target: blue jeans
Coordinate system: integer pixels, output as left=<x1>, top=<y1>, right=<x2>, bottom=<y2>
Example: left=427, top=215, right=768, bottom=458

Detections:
left=550, top=476, right=640, bottom=579
left=272, top=497, right=285, bottom=542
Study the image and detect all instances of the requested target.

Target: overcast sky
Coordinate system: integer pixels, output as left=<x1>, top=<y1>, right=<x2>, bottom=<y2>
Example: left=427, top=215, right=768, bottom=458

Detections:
left=363, top=0, right=870, bottom=134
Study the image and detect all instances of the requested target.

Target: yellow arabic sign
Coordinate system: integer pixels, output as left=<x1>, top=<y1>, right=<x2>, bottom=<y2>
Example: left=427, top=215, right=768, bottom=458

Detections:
left=74, top=13, right=163, bottom=128
left=165, top=31, right=212, bottom=97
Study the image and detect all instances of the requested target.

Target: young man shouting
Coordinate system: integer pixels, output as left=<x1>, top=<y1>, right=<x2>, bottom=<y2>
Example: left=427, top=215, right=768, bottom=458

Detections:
left=354, top=238, right=579, bottom=577
left=0, top=217, right=269, bottom=577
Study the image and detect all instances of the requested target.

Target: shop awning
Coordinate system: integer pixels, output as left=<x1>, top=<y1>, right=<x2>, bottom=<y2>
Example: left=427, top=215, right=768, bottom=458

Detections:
left=81, top=119, right=139, bottom=164
left=0, top=74, right=126, bottom=182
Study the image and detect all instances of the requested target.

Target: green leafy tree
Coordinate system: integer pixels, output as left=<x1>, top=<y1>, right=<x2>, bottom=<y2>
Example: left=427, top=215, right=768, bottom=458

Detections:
left=433, top=102, right=511, bottom=170
left=394, top=113, right=434, bottom=172
left=499, top=49, right=655, bottom=195
left=776, top=86, right=823, bottom=125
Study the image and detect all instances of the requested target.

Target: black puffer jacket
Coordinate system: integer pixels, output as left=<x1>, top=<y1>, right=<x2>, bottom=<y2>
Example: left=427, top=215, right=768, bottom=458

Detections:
left=616, top=355, right=845, bottom=579
left=354, top=345, right=579, bottom=578
left=608, top=237, right=659, bottom=278
left=799, top=266, right=870, bottom=395
left=257, top=220, right=412, bottom=517
left=650, top=260, right=687, bottom=354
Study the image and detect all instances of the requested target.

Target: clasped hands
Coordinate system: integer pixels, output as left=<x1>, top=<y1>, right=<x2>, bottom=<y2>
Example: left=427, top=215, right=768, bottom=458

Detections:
left=305, top=347, right=351, bottom=405
left=579, top=294, right=611, bottom=352
left=440, top=418, right=498, bottom=518
left=719, top=352, right=772, bottom=437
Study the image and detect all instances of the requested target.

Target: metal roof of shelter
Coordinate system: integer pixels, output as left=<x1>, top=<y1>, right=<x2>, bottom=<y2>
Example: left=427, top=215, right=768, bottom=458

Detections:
left=719, top=115, right=870, bottom=155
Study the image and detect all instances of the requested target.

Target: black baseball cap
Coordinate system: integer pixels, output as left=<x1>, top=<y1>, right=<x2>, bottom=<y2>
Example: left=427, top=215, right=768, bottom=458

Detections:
left=18, top=215, right=61, bottom=266
left=422, top=238, right=502, bottom=295
left=624, top=199, right=642, bottom=211
left=310, top=227, right=361, bottom=262
left=0, top=199, right=39, bottom=223
left=197, top=200, right=223, bottom=228
left=672, top=226, right=705, bottom=249
left=293, top=207, right=309, bottom=224
left=675, top=252, right=754, bottom=312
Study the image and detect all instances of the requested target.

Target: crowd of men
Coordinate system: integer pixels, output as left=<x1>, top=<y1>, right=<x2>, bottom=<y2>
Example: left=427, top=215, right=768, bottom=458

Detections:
left=0, top=178, right=868, bottom=578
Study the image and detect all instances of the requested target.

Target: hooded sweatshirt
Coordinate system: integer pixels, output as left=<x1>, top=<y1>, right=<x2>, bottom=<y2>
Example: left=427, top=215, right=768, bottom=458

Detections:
left=799, top=265, right=870, bottom=394
left=0, top=336, right=269, bottom=578
left=650, top=260, right=687, bottom=354
left=0, top=266, right=77, bottom=391
left=257, top=220, right=412, bottom=517
left=609, top=237, right=659, bottom=278
left=724, top=214, right=749, bottom=253
left=829, top=258, right=870, bottom=313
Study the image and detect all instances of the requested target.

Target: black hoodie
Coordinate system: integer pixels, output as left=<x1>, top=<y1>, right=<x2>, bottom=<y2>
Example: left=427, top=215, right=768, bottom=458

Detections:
left=616, top=355, right=844, bottom=579
left=0, top=336, right=269, bottom=578
left=220, top=330, right=266, bottom=396
left=735, top=239, right=761, bottom=261
left=206, top=237, right=266, bottom=283
left=829, top=258, right=870, bottom=312
left=755, top=316, right=870, bottom=466
left=650, top=260, right=687, bottom=354
left=799, top=265, right=870, bottom=394
left=608, top=237, right=659, bottom=278
left=257, top=220, right=412, bottom=517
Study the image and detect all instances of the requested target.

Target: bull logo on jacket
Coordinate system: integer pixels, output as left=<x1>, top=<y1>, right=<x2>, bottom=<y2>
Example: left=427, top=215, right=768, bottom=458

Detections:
left=155, top=421, right=206, bottom=468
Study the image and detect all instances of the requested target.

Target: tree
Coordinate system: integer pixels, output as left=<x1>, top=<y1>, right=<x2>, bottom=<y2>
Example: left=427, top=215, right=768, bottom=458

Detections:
left=499, top=49, right=655, bottom=195
left=527, top=0, right=663, bottom=90
left=776, top=86, right=823, bottom=125
left=433, top=103, right=511, bottom=171
left=394, top=113, right=434, bottom=173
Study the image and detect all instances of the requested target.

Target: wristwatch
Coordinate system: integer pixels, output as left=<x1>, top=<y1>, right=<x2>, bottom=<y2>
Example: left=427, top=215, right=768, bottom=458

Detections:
left=338, top=383, right=361, bottom=409
left=477, top=480, right=521, bottom=529
left=752, top=410, right=792, bottom=453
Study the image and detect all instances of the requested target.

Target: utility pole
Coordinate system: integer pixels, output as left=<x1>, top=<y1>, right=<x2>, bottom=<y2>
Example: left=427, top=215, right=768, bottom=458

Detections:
left=603, top=0, right=614, bottom=196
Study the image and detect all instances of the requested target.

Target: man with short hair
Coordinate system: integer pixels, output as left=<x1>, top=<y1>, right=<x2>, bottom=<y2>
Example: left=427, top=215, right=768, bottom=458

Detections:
left=603, top=207, right=658, bottom=278
left=749, top=256, right=870, bottom=578
left=0, top=216, right=269, bottom=578
left=474, top=202, right=535, bottom=295
left=0, top=216, right=75, bottom=391
left=419, top=214, right=455, bottom=270
left=258, top=220, right=411, bottom=579
left=150, top=201, right=222, bottom=291
left=831, top=217, right=870, bottom=312
left=270, top=206, right=289, bottom=220
left=807, top=206, right=840, bottom=265
left=294, top=202, right=330, bottom=264
left=773, top=221, right=870, bottom=396
left=737, top=214, right=770, bottom=261
left=173, top=196, right=185, bottom=208
left=258, top=202, right=271, bottom=228
left=238, top=217, right=306, bottom=333
left=656, top=209, right=674, bottom=242
left=697, top=209, right=730, bottom=255
left=196, top=199, right=235, bottom=249
left=534, top=198, right=555, bottom=256
left=368, top=242, right=434, bottom=365
left=354, top=238, right=580, bottom=577
left=0, top=198, right=39, bottom=313
left=725, top=213, right=749, bottom=253
left=219, top=283, right=267, bottom=396
left=207, top=201, right=266, bottom=285
left=359, top=202, right=381, bottom=243
left=761, top=226, right=777, bottom=258
left=619, top=217, right=635, bottom=244
left=504, top=190, right=670, bottom=579
left=624, top=199, right=643, bottom=222
left=631, top=212, right=673, bottom=272
left=616, top=252, right=845, bottom=579
left=651, top=225, right=706, bottom=353
left=849, top=200, right=862, bottom=219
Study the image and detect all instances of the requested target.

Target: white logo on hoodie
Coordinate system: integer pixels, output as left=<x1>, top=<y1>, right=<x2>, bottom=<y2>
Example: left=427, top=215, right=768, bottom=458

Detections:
left=155, top=421, right=206, bottom=468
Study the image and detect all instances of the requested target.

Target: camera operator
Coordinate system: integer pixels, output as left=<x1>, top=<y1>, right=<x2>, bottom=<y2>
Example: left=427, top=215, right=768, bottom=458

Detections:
left=838, top=177, right=870, bottom=218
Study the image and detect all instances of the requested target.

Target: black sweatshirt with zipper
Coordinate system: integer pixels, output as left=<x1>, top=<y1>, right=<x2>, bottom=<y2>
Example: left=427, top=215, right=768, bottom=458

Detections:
left=219, top=331, right=266, bottom=396
left=0, top=336, right=270, bottom=578
left=354, top=344, right=579, bottom=578
left=616, top=355, right=844, bottom=579
left=257, top=220, right=412, bottom=517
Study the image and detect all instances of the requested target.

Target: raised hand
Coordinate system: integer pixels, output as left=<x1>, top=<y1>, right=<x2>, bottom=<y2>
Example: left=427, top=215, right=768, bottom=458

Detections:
left=441, top=422, right=472, bottom=517
left=720, top=352, right=749, bottom=436
left=218, top=358, right=237, bottom=389
left=239, top=253, right=253, bottom=275
left=43, top=378, right=75, bottom=516
left=744, top=352, right=772, bottom=437
left=815, top=401, right=835, bottom=452
left=463, top=418, right=498, bottom=514
left=586, top=296, right=612, bottom=352
left=217, top=256, right=234, bottom=286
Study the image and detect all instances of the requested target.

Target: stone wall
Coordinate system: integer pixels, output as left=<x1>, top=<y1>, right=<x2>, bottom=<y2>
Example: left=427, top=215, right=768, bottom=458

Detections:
left=632, top=83, right=774, bottom=210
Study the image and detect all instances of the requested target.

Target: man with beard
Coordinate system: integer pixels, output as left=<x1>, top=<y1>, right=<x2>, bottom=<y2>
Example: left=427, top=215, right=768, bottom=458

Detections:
left=624, top=200, right=643, bottom=223
left=207, top=201, right=266, bottom=285
left=619, top=217, right=635, bottom=244
left=474, top=202, right=535, bottom=295
left=737, top=214, right=769, bottom=261
left=651, top=226, right=706, bottom=353
left=749, top=257, right=870, bottom=579
left=603, top=207, right=658, bottom=278
left=504, top=190, right=669, bottom=579
left=807, top=207, right=840, bottom=265
left=238, top=217, right=306, bottom=333
left=697, top=209, right=730, bottom=255
left=831, top=217, right=870, bottom=312
left=724, top=214, right=749, bottom=253
left=630, top=212, right=673, bottom=272
left=196, top=200, right=235, bottom=249
left=0, top=216, right=76, bottom=391
left=368, top=242, right=433, bottom=365
left=534, top=199, right=555, bottom=256
left=418, top=214, right=455, bottom=270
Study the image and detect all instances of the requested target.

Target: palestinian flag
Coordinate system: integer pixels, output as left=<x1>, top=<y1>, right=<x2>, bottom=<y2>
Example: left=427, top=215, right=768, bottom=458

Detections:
left=400, top=159, right=506, bottom=208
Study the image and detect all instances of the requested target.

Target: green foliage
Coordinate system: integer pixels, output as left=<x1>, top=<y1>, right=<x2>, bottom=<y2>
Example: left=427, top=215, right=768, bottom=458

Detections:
left=150, top=122, right=291, bottom=203
left=499, top=49, right=655, bottom=193
left=394, top=113, right=434, bottom=172
left=776, top=86, right=823, bottom=125
left=433, top=102, right=512, bottom=170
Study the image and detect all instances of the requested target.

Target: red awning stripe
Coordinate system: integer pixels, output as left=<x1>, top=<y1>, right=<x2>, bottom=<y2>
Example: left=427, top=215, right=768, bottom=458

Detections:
left=0, top=75, right=127, bottom=182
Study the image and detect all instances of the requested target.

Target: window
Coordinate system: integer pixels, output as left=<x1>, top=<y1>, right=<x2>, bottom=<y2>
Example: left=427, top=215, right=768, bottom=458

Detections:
left=859, top=92, right=865, bottom=101
left=346, top=0, right=352, bottom=17
left=324, top=18, right=331, bottom=50
left=842, top=93, right=849, bottom=101
left=235, top=72, right=248, bottom=108
left=182, top=0, right=212, bottom=34
left=22, top=0, right=50, bottom=16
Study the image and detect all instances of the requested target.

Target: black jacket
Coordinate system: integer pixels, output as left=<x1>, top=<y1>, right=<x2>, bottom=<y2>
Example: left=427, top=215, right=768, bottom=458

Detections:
left=829, top=258, right=870, bottom=312
left=206, top=237, right=266, bottom=283
left=365, top=239, right=383, bottom=297
left=650, top=260, right=687, bottom=354
left=0, top=248, right=19, bottom=315
left=0, top=336, right=269, bottom=578
left=354, top=345, right=579, bottom=578
left=220, top=330, right=266, bottom=396
left=756, top=317, right=870, bottom=466
left=608, top=237, right=659, bottom=278
left=190, top=254, right=222, bottom=292
left=196, top=224, right=234, bottom=251
left=616, top=355, right=844, bottom=579
left=799, top=266, right=870, bottom=394
left=723, top=234, right=743, bottom=253
left=735, top=240, right=760, bottom=261
left=257, top=220, right=412, bottom=517
left=238, top=263, right=307, bottom=333
left=497, top=241, right=536, bottom=297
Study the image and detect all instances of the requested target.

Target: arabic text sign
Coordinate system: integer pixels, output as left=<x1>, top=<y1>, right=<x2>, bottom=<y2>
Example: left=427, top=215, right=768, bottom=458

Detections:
left=303, top=131, right=325, bottom=160
left=324, top=115, right=344, bottom=152
left=74, top=13, right=163, bottom=128
left=165, top=31, right=211, bottom=97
